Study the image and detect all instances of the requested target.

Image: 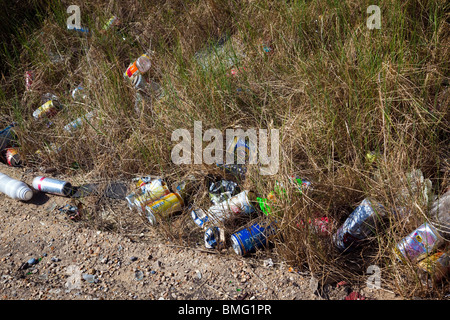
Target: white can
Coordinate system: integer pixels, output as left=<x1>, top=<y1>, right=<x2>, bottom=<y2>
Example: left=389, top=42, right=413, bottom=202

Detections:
left=32, top=176, right=72, bottom=197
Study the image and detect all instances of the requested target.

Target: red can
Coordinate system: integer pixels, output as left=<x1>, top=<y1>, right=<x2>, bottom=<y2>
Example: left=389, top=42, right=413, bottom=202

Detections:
left=6, top=148, right=21, bottom=167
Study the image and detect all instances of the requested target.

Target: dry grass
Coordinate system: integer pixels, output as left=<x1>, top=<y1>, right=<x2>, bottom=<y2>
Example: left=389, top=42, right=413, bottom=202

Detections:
left=1, top=0, right=449, bottom=298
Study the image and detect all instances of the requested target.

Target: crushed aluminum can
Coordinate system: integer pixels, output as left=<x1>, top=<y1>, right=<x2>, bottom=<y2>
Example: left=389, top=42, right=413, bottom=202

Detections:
left=204, top=226, right=226, bottom=250
left=191, top=190, right=255, bottom=229
left=333, top=198, right=385, bottom=251
left=144, top=192, right=183, bottom=225
left=395, top=222, right=444, bottom=263
left=32, top=176, right=73, bottom=197
left=133, top=179, right=171, bottom=212
left=208, top=179, right=238, bottom=205
left=231, top=219, right=278, bottom=256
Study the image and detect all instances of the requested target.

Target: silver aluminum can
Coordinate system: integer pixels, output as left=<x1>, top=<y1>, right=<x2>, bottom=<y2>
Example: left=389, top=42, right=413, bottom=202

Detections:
left=395, top=222, right=444, bottom=263
left=32, top=176, right=72, bottom=196
left=191, top=190, right=255, bottom=228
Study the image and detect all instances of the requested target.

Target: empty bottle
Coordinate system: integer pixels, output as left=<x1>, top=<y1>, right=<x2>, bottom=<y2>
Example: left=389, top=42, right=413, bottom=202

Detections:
left=124, top=54, right=151, bottom=80
left=0, top=172, right=33, bottom=201
left=429, top=189, right=450, bottom=238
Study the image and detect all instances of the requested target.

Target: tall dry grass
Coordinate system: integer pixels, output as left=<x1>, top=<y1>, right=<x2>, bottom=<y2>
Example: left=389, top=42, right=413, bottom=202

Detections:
left=0, top=0, right=449, bottom=298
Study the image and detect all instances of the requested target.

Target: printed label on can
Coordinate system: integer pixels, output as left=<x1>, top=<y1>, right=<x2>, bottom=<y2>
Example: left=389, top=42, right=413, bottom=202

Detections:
left=146, top=193, right=183, bottom=221
left=6, top=148, right=20, bottom=166
left=231, top=221, right=278, bottom=256
left=33, top=100, right=57, bottom=120
left=134, top=179, right=170, bottom=211
left=396, top=223, right=443, bottom=262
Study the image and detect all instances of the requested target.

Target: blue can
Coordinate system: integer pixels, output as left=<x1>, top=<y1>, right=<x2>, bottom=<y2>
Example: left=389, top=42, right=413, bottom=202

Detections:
left=231, top=220, right=278, bottom=256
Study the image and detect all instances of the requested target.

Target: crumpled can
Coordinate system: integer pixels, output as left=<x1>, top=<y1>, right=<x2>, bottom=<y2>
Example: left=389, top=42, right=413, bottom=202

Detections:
left=395, top=222, right=444, bottom=263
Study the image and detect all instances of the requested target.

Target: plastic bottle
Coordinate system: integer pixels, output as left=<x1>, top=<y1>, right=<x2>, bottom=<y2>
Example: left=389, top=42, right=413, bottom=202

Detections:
left=124, top=54, right=151, bottom=79
left=0, top=172, right=33, bottom=201
left=429, top=189, right=450, bottom=238
left=136, top=54, right=151, bottom=73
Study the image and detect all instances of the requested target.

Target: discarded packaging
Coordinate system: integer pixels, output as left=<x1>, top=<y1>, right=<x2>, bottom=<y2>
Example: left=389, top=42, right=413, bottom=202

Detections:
left=429, top=190, right=450, bottom=238
left=133, top=179, right=171, bottom=212
left=33, top=100, right=60, bottom=120
left=417, top=250, right=450, bottom=283
left=191, top=190, right=255, bottom=228
left=0, top=123, right=17, bottom=152
left=395, top=222, right=444, bottom=263
left=32, top=176, right=73, bottom=197
left=102, top=16, right=120, bottom=31
left=124, top=54, right=151, bottom=80
left=144, top=192, right=183, bottom=225
left=64, top=111, right=95, bottom=132
left=257, top=175, right=311, bottom=216
left=231, top=219, right=278, bottom=256
left=5, top=148, right=21, bottom=167
left=0, top=172, right=33, bottom=201
left=25, top=71, right=34, bottom=91
left=333, top=198, right=385, bottom=251
left=71, top=85, right=87, bottom=101
left=204, top=226, right=226, bottom=250
left=208, top=179, right=238, bottom=205
left=172, top=175, right=197, bottom=200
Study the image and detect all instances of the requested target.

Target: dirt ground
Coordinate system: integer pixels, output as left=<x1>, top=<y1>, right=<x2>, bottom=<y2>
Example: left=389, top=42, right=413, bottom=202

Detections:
left=0, top=164, right=401, bottom=301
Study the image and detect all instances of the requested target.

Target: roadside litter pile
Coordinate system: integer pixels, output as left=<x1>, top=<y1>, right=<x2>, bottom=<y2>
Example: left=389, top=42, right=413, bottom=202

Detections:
left=1, top=4, right=449, bottom=299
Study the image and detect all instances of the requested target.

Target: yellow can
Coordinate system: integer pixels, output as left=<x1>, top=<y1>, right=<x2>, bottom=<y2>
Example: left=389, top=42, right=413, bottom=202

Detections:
left=133, top=179, right=170, bottom=212
left=145, top=192, right=184, bottom=225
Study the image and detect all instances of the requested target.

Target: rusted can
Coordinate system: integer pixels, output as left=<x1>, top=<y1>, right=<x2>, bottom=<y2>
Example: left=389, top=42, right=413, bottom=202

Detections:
left=395, top=222, right=444, bottom=263
left=144, top=192, right=183, bottom=225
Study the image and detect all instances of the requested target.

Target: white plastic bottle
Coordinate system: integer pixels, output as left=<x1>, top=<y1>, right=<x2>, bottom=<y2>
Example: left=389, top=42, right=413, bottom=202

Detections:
left=0, top=172, right=33, bottom=201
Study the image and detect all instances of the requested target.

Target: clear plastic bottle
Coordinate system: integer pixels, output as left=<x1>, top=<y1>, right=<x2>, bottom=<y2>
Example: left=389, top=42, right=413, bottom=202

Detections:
left=124, top=54, right=151, bottom=79
left=430, top=189, right=450, bottom=238
left=136, top=54, right=151, bottom=73
left=0, top=172, right=33, bottom=201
